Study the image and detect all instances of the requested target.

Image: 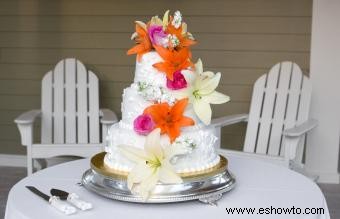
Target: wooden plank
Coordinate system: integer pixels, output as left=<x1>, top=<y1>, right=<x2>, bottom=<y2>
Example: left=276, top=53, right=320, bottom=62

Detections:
left=0, top=110, right=29, bottom=125
left=295, top=74, right=312, bottom=163
left=268, top=62, right=292, bottom=156
left=88, top=71, right=100, bottom=143
left=0, top=124, right=40, bottom=141
left=0, top=32, right=310, bottom=52
left=256, top=64, right=280, bottom=154
left=240, top=74, right=266, bottom=153
left=0, top=48, right=310, bottom=69
left=221, top=133, right=246, bottom=151
left=280, top=63, right=303, bottom=156
left=0, top=140, right=26, bottom=154
left=0, top=0, right=312, bottom=16
left=53, top=60, right=65, bottom=144
left=0, top=16, right=311, bottom=34
left=0, top=80, right=40, bottom=95
left=41, top=71, right=53, bottom=144
left=77, top=60, right=89, bottom=143
left=65, top=59, right=77, bottom=143
left=0, top=64, right=49, bottom=80
left=0, top=95, right=40, bottom=110
left=297, top=76, right=312, bottom=123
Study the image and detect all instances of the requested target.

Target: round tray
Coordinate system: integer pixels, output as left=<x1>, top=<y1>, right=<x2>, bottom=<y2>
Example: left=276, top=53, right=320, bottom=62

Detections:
left=81, top=152, right=236, bottom=204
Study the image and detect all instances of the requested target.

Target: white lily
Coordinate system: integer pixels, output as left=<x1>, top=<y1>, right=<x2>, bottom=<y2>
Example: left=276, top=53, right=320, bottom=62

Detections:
left=118, top=128, right=186, bottom=200
left=174, top=59, right=230, bottom=125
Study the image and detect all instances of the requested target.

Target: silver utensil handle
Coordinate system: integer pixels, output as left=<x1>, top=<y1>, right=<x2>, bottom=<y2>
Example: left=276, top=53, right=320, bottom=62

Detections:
left=49, top=196, right=77, bottom=215
left=67, top=193, right=93, bottom=210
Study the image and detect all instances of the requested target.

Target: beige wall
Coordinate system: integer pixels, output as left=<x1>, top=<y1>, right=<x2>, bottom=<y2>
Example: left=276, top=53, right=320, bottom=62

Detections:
left=0, top=0, right=312, bottom=154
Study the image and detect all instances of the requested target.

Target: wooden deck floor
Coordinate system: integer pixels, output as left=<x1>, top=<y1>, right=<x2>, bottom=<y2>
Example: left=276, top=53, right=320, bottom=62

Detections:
left=0, top=166, right=339, bottom=218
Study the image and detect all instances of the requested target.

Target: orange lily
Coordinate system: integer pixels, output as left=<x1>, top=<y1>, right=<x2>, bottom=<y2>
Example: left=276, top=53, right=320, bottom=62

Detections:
left=167, top=19, right=196, bottom=48
left=153, top=46, right=193, bottom=80
left=143, top=98, right=194, bottom=142
left=127, top=23, right=152, bottom=61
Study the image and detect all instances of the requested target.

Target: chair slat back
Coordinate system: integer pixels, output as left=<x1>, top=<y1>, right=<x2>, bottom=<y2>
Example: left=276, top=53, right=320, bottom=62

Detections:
left=243, top=62, right=311, bottom=157
left=41, top=58, right=100, bottom=144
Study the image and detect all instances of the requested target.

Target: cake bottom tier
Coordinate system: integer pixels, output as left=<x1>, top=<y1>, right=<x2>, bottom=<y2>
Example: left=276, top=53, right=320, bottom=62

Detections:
left=105, top=122, right=221, bottom=174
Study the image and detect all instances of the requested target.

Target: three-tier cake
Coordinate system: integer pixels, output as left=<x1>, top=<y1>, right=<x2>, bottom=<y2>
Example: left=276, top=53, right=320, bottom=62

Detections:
left=104, top=10, right=230, bottom=199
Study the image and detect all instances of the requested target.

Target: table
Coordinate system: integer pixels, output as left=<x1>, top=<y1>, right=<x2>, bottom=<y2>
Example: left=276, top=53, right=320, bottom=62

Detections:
left=5, top=151, right=330, bottom=219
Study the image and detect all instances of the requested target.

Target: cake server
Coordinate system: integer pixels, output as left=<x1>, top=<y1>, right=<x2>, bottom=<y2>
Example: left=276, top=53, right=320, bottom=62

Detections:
left=50, top=188, right=93, bottom=210
left=26, top=186, right=77, bottom=215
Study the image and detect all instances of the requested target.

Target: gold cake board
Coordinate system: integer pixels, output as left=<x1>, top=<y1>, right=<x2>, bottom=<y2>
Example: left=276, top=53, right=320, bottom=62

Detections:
left=81, top=152, right=236, bottom=204
left=91, top=152, right=228, bottom=180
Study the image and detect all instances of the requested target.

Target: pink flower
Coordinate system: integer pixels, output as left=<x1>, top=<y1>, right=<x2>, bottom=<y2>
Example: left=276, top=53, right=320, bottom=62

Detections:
left=148, top=25, right=168, bottom=47
left=133, top=114, right=155, bottom=135
left=166, top=70, right=187, bottom=90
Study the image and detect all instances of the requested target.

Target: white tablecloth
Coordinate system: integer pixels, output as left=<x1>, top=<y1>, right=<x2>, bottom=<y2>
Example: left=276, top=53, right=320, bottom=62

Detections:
left=5, top=152, right=330, bottom=219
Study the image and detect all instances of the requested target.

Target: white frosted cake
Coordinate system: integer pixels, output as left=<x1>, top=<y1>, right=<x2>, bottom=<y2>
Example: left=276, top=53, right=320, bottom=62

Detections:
left=104, top=10, right=230, bottom=198
left=105, top=52, right=221, bottom=173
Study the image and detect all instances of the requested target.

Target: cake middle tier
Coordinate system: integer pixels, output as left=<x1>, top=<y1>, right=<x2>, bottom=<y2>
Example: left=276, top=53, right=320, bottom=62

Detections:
left=121, top=83, right=202, bottom=126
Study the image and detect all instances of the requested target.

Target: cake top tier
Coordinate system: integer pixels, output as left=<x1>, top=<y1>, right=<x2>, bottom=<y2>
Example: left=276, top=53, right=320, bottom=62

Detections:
left=127, top=10, right=196, bottom=80
left=127, top=10, right=230, bottom=141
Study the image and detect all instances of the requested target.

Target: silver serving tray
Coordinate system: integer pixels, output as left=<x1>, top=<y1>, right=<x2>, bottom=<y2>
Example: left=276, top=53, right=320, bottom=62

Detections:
left=81, top=153, right=236, bottom=204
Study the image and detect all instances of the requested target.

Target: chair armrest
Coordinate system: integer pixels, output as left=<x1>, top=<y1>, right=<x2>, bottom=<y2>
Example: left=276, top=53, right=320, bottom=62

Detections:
left=14, top=110, right=41, bottom=125
left=210, top=114, right=248, bottom=128
left=283, top=119, right=318, bottom=137
left=100, top=109, right=118, bottom=124
left=14, top=110, right=41, bottom=146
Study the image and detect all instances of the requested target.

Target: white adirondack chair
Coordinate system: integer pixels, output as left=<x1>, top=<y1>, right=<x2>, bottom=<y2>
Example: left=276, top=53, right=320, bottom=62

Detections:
left=212, top=61, right=317, bottom=174
left=15, top=58, right=118, bottom=175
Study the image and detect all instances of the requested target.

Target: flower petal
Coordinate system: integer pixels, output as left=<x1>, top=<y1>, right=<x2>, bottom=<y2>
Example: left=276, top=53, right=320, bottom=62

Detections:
left=138, top=169, right=160, bottom=200
left=118, top=145, right=147, bottom=163
left=144, top=103, right=168, bottom=124
left=127, top=162, right=153, bottom=190
left=159, top=160, right=183, bottom=184
left=162, top=10, right=170, bottom=29
left=181, top=22, right=187, bottom=34
left=199, top=72, right=221, bottom=95
left=195, top=59, right=203, bottom=75
left=181, top=69, right=196, bottom=85
left=172, top=87, right=193, bottom=101
left=170, top=98, right=189, bottom=121
left=201, top=71, right=215, bottom=78
left=167, top=123, right=181, bottom=143
left=193, top=99, right=212, bottom=125
left=135, top=21, right=147, bottom=30
left=203, top=91, right=230, bottom=104
left=144, top=128, right=163, bottom=159
left=178, top=116, right=195, bottom=128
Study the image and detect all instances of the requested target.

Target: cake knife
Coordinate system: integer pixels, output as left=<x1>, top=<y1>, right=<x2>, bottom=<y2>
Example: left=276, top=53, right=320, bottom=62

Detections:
left=26, top=186, right=77, bottom=215
left=50, top=188, right=93, bottom=210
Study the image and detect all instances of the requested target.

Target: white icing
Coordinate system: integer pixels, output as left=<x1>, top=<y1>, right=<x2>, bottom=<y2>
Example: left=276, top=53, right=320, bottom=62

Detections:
left=133, top=52, right=167, bottom=87
left=105, top=122, right=220, bottom=173
left=105, top=51, right=221, bottom=174
left=120, top=83, right=201, bottom=125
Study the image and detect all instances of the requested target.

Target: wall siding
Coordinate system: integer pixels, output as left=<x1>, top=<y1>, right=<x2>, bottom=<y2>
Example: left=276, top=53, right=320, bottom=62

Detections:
left=0, top=0, right=312, bottom=155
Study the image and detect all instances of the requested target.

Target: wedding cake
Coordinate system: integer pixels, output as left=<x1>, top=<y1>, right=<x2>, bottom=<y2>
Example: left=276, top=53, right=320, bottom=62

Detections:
left=104, top=10, right=230, bottom=199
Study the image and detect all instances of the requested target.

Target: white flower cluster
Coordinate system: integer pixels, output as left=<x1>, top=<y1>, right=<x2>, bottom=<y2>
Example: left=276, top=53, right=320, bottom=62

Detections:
left=167, top=34, right=180, bottom=48
left=134, top=81, right=175, bottom=105
left=172, top=11, right=182, bottom=29
left=172, top=136, right=197, bottom=154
